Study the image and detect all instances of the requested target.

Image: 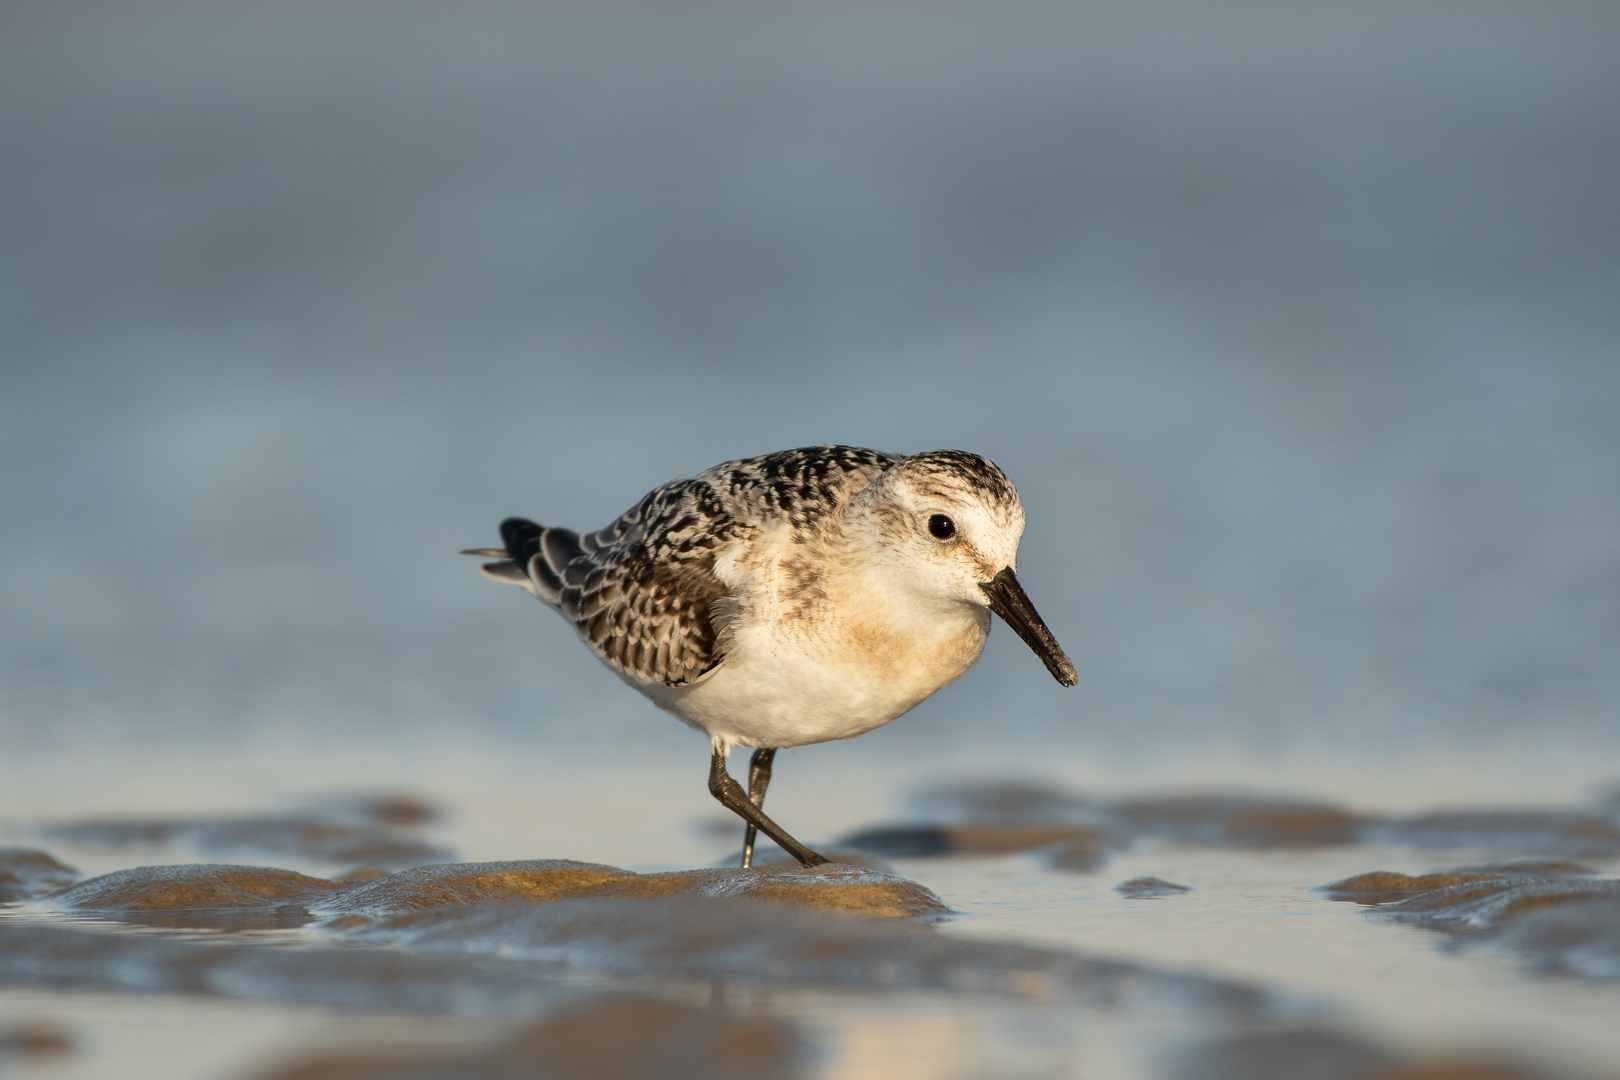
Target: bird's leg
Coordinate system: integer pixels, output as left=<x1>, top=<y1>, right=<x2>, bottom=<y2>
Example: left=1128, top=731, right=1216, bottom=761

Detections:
left=710, top=748, right=829, bottom=868
left=740, top=747, right=777, bottom=868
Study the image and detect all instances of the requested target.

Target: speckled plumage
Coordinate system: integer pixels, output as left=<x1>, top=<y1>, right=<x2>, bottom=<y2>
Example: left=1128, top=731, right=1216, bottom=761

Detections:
left=475, top=444, right=1059, bottom=748
left=485, top=445, right=905, bottom=689
left=469, top=444, right=1072, bottom=867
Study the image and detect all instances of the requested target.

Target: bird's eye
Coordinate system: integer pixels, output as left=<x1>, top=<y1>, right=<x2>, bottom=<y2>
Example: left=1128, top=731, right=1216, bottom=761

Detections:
left=928, top=514, right=956, bottom=540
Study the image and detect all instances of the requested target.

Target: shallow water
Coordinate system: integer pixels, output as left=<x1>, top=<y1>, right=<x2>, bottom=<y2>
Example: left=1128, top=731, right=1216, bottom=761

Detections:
left=4, top=747, right=1620, bottom=1080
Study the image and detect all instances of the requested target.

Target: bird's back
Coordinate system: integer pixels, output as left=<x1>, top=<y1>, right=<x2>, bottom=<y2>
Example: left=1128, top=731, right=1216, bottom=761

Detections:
left=479, top=445, right=900, bottom=689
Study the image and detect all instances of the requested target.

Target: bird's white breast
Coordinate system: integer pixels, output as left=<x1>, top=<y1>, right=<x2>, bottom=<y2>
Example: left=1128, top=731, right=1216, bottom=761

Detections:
left=637, top=530, right=991, bottom=749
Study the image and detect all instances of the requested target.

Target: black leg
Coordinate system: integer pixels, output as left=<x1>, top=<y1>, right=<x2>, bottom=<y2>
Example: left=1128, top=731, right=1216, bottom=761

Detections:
left=710, top=748, right=828, bottom=868
left=740, top=747, right=777, bottom=868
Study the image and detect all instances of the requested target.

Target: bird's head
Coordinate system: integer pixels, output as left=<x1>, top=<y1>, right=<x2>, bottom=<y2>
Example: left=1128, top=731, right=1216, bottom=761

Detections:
left=849, top=449, right=1076, bottom=687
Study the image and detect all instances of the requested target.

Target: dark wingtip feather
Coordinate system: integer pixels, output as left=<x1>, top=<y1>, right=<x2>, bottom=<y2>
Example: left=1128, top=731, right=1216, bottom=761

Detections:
left=499, top=518, right=545, bottom=567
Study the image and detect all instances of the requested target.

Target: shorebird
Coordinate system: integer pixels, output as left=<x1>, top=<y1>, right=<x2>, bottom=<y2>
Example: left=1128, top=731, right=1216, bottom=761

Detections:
left=464, top=446, right=1075, bottom=867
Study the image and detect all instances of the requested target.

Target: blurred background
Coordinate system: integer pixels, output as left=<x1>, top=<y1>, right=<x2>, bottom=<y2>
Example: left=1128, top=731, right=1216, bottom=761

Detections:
left=2, top=0, right=1618, bottom=817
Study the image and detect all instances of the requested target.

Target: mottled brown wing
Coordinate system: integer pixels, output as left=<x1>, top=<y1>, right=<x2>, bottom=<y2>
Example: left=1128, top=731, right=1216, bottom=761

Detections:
left=553, top=478, right=754, bottom=687
left=545, top=445, right=900, bottom=687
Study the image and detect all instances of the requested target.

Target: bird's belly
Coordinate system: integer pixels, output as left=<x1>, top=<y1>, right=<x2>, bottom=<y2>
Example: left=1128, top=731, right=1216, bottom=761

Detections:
left=646, top=615, right=989, bottom=749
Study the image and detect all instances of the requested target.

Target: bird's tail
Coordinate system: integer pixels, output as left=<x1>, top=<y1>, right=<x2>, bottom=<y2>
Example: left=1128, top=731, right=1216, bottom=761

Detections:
left=460, top=517, right=585, bottom=608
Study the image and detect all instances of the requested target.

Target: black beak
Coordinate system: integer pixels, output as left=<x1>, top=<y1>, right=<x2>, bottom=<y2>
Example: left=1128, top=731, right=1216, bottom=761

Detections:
left=979, top=567, right=1077, bottom=687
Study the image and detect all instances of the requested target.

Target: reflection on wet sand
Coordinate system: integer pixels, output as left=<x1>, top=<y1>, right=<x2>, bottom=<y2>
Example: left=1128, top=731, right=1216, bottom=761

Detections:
left=250, top=995, right=809, bottom=1080
left=19, top=856, right=1246, bottom=1005
left=0, top=1019, right=74, bottom=1062
left=6, top=782, right=1620, bottom=1079
left=1172, top=1026, right=1562, bottom=1080
left=0, top=842, right=1275, bottom=1078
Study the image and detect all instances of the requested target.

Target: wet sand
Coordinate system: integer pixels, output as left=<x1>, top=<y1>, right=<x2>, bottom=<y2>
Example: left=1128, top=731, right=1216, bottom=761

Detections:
left=5, top=764, right=1620, bottom=1080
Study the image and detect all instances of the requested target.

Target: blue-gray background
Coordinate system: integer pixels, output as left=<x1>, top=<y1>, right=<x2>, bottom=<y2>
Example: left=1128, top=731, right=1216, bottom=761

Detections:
left=4, top=0, right=1618, bottom=779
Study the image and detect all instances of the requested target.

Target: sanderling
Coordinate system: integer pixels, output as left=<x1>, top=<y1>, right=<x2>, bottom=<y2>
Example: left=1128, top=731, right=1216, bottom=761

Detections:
left=463, top=445, right=1075, bottom=867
